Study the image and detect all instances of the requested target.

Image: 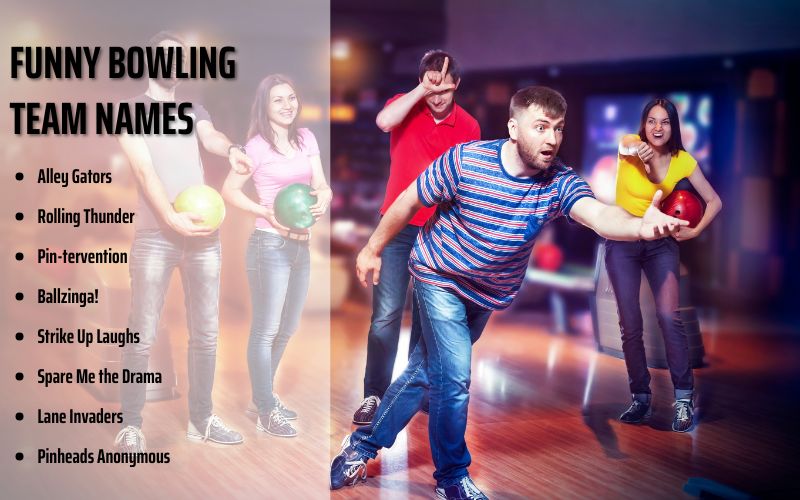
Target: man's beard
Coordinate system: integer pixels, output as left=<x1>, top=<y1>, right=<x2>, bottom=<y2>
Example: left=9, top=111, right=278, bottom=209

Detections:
left=517, top=139, right=552, bottom=171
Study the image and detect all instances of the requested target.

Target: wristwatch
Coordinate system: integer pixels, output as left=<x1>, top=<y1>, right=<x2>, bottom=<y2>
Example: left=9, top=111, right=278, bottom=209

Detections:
left=228, top=144, right=246, bottom=156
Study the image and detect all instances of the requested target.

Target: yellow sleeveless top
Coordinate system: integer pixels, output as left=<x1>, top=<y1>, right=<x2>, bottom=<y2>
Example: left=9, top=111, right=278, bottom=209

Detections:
left=615, top=135, right=697, bottom=217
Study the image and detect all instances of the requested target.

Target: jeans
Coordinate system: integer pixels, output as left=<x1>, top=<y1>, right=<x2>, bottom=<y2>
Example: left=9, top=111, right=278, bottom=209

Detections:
left=121, top=229, right=221, bottom=429
left=363, top=224, right=422, bottom=399
left=352, top=279, right=492, bottom=487
left=604, top=238, right=693, bottom=400
left=246, top=231, right=310, bottom=416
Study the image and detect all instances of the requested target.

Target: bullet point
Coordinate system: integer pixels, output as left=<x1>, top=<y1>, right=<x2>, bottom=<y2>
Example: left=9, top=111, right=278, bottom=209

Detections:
left=15, top=172, right=24, bottom=181
left=16, top=332, right=24, bottom=341
left=15, top=212, right=24, bottom=221
left=15, top=252, right=24, bottom=261
left=15, top=452, right=23, bottom=461
left=15, top=372, right=23, bottom=381
left=15, top=412, right=23, bottom=421
left=15, top=292, right=23, bottom=301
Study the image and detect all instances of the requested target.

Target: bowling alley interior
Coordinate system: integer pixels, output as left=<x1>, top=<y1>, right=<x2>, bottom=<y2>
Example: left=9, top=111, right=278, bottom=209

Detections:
left=1, top=1, right=798, bottom=499
left=326, top=2, right=800, bottom=498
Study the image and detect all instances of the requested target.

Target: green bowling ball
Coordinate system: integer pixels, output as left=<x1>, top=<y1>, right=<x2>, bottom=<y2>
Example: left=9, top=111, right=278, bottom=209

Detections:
left=274, top=183, right=317, bottom=229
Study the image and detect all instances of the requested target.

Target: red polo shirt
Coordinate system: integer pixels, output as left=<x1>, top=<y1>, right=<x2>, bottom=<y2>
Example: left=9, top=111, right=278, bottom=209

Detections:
left=379, top=93, right=481, bottom=226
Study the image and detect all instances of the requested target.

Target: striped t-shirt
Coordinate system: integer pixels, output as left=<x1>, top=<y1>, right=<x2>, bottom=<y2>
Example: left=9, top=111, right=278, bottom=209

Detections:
left=410, top=139, right=594, bottom=310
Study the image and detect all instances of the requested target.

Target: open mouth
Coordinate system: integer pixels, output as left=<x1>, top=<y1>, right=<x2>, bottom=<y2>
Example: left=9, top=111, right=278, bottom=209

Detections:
left=652, top=132, right=664, bottom=139
left=540, top=150, right=554, bottom=159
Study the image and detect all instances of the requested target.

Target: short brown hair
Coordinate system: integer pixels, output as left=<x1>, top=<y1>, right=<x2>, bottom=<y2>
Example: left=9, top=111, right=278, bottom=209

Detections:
left=418, top=50, right=460, bottom=82
left=510, top=86, right=567, bottom=119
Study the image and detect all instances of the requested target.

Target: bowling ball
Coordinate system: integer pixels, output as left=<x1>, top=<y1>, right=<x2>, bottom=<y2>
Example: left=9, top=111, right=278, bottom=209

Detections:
left=274, top=183, right=317, bottom=229
left=660, top=190, right=703, bottom=228
left=173, top=185, right=226, bottom=230
left=533, top=242, right=563, bottom=272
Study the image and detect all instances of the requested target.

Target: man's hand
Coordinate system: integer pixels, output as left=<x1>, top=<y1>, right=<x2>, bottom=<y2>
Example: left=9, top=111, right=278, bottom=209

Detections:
left=229, top=148, right=253, bottom=174
left=310, top=186, right=333, bottom=218
left=421, top=57, right=456, bottom=95
left=356, top=243, right=382, bottom=287
left=166, top=211, right=216, bottom=237
left=639, top=190, right=689, bottom=240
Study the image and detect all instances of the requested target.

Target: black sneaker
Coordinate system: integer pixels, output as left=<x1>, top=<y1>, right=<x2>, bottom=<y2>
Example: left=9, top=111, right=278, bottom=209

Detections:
left=114, top=425, right=146, bottom=452
left=435, top=476, right=489, bottom=500
left=273, top=393, right=298, bottom=421
left=257, top=408, right=297, bottom=437
left=246, top=395, right=298, bottom=421
left=619, top=400, right=652, bottom=424
left=352, top=396, right=380, bottom=425
left=330, top=434, right=369, bottom=489
left=187, top=414, right=244, bottom=445
left=672, top=399, right=694, bottom=432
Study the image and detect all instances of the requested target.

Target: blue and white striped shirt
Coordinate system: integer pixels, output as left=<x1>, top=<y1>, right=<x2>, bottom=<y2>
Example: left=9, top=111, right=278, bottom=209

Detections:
left=411, top=139, right=594, bottom=310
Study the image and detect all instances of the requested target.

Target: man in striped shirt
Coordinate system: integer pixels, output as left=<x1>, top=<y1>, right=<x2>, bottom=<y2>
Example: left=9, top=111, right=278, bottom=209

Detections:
left=331, top=86, right=688, bottom=499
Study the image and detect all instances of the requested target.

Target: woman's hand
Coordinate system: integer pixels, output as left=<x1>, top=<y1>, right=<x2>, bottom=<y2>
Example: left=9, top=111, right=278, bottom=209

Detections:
left=310, top=186, right=333, bottom=218
left=636, top=142, right=654, bottom=174
left=260, top=206, right=292, bottom=232
left=673, top=226, right=700, bottom=242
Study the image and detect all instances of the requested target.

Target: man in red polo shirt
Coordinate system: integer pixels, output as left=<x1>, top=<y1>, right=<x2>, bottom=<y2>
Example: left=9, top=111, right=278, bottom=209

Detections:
left=352, top=50, right=480, bottom=425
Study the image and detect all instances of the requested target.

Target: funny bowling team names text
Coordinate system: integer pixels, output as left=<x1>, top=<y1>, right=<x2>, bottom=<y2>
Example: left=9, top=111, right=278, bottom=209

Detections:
left=9, top=44, right=237, bottom=467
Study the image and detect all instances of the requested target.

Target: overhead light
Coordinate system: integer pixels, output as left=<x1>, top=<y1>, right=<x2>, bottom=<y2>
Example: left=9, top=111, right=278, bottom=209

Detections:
left=332, top=39, right=350, bottom=60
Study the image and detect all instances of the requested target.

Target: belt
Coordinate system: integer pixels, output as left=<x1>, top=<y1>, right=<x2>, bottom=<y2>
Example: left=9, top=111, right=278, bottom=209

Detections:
left=274, top=228, right=310, bottom=241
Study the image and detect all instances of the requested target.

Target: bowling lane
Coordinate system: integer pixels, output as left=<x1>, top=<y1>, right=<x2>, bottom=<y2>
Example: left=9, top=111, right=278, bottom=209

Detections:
left=330, top=301, right=800, bottom=498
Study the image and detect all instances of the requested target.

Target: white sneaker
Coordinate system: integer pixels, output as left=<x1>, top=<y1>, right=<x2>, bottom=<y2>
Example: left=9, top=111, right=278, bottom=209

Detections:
left=114, top=426, right=146, bottom=452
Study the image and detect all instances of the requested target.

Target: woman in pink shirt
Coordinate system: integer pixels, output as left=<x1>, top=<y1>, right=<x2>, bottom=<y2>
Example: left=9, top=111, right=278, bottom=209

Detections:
left=222, top=74, right=331, bottom=437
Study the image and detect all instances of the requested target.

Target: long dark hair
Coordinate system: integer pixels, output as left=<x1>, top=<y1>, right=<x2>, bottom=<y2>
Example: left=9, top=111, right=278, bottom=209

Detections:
left=247, top=74, right=304, bottom=153
left=637, top=98, right=684, bottom=156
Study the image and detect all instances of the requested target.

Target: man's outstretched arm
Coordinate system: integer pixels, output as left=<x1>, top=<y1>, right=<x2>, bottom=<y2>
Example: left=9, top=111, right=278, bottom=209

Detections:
left=569, top=190, right=688, bottom=241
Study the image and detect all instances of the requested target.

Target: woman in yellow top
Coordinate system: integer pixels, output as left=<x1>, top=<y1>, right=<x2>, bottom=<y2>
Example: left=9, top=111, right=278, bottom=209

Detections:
left=607, top=98, right=721, bottom=432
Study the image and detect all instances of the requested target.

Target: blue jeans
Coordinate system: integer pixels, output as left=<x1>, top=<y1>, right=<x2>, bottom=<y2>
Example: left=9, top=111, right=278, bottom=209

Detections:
left=352, top=279, right=492, bottom=487
left=246, top=231, right=310, bottom=416
left=121, top=229, right=221, bottom=429
left=363, top=224, right=422, bottom=398
left=604, top=238, right=693, bottom=400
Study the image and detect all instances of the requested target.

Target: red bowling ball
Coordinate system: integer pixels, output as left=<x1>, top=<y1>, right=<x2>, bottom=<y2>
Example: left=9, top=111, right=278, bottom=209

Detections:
left=661, top=190, right=704, bottom=228
left=533, top=242, right=563, bottom=271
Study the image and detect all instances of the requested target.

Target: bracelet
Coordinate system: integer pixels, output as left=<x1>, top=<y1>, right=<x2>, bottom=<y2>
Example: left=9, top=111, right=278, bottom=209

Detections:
left=228, top=144, right=246, bottom=156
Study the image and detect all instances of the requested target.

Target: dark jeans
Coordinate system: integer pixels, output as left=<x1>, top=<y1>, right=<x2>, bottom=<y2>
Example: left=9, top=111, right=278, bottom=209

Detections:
left=246, top=231, right=310, bottom=416
left=363, top=224, right=422, bottom=398
left=121, top=229, right=221, bottom=429
left=352, top=279, right=492, bottom=487
left=604, top=238, right=693, bottom=400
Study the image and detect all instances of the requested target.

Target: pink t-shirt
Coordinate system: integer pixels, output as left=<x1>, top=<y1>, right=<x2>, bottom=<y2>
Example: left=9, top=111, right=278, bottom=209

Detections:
left=246, top=128, right=319, bottom=229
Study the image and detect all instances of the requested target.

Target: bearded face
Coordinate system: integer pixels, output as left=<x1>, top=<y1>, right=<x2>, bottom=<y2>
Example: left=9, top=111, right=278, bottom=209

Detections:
left=509, top=105, right=565, bottom=172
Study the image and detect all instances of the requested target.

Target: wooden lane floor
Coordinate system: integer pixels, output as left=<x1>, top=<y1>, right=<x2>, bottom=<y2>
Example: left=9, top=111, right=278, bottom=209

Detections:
left=330, top=303, right=800, bottom=499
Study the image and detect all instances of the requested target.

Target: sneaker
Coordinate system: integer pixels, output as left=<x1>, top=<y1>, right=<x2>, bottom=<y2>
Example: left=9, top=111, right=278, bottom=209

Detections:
left=187, top=414, right=244, bottom=445
left=273, top=393, right=298, bottom=421
left=619, top=399, right=652, bottom=424
left=257, top=408, right=297, bottom=437
left=672, top=399, right=694, bottom=432
left=435, top=476, right=489, bottom=500
left=330, top=434, right=369, bottom=490
left=352, top=396, right=380, bottom=425
left=114, top=426, right=146, bottom=452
